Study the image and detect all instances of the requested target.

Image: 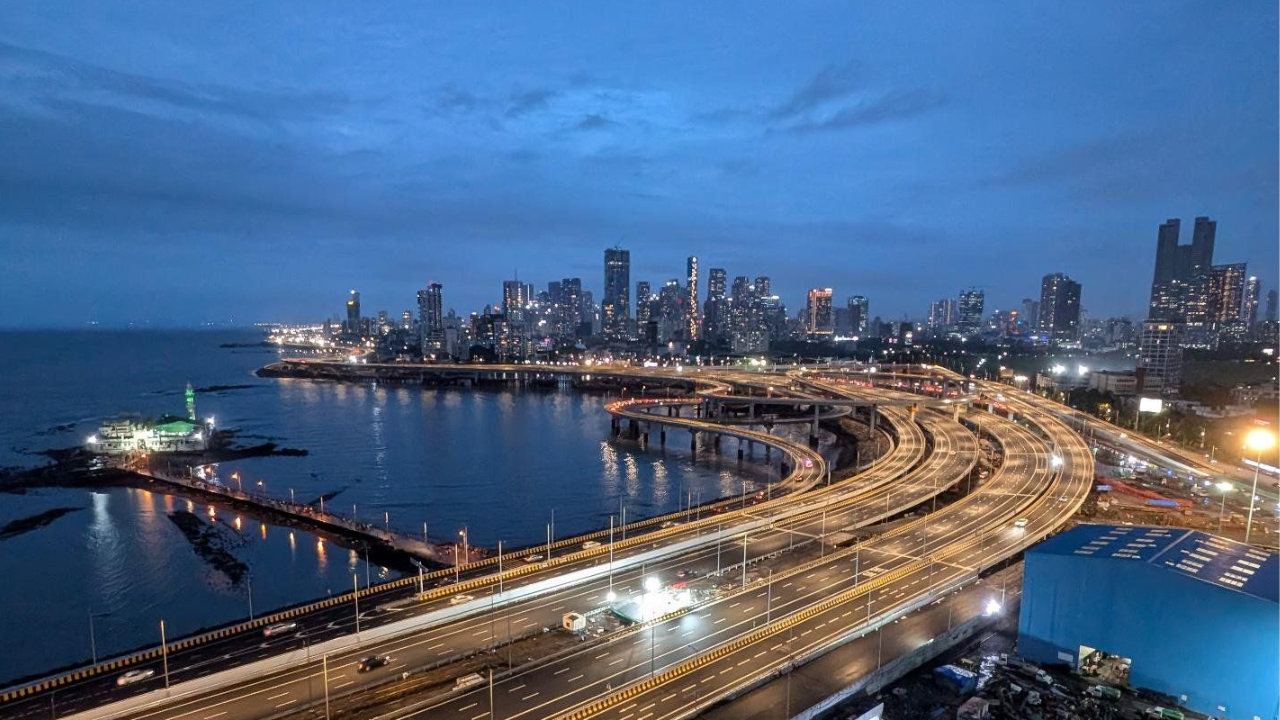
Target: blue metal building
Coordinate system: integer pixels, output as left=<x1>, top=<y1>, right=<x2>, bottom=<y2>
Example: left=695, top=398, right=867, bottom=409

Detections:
left=1018, top=524, right=1278, bottom=720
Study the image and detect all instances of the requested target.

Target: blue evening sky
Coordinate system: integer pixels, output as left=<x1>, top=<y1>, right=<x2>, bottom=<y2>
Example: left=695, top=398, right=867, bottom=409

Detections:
left=0, top=1, right=1275, bottom=327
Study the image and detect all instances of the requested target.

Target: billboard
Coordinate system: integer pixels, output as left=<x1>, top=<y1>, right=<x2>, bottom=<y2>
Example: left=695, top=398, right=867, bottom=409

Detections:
left=1138, top=397, right=1163, bottom=414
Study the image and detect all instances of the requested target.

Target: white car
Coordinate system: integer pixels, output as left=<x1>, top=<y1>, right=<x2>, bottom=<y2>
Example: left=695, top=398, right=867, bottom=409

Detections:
left=263, top=621, right=298, bottom=637
left=581, top=540, right=601, bottom=550
left=1013, top=518, right=1029, bottom=528
left=116, top=669, right=155, bottom=687
left=449, top=594, right=475, bottom=606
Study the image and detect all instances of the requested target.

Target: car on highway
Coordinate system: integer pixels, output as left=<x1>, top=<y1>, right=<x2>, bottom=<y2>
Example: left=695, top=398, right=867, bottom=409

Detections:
left=523, top=554, right=544, bottom=563
left=262, top=621, right=298, bottom=637
left=116, top=669, right=155, bottom=687
left=581, top=540, right=601, bottom=549
left=357, top=655, right=392, bottom=672
left=802, top=458, right=814, bottom=468
left=449, top=594, right=475, bottom=605
left=660, top=521, right=682, bottom=528
left=1013, top=518, right=1029, bottom=528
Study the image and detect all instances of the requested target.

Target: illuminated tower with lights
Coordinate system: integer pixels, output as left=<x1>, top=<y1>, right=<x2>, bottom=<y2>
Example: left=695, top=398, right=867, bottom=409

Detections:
left=185, top=382, right=196, bottom=421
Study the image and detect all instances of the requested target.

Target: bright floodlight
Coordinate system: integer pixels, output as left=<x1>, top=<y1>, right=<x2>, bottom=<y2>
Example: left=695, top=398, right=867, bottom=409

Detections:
left=1077, top=365, right=1089, bottom=376
left=1050, top=454, right=1063, bottom=468
left=983, top=599, right=1002, bottom=617
left=643, top=577, right=660, bottom=593
left=606, top=590, right=617, bottom=602
left=1244, top=428, right=1276, bottom=453
left=87, top=435, right=98, bottom=444
left=1216, top=481, right=1233, bottom=492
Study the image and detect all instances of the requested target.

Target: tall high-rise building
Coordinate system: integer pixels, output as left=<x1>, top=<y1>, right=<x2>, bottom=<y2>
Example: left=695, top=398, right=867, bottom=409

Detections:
left=501, top=280, right=526, bottom=325
left=847, top=296, right=869, bottom=335
left=1138, top=321, right=1183, bottom=394
left=1267, top=290, right=1279, bottom=323
left=1207, top=263, right=1247, bottom=330
left=344, top=290, right=361, bottom=337
left=1038, top=273, right=1082, bottom=342
left=806, top=288, right=834, bottom=335
left=703, top=268, right=728, bottom=344
left=958, top=289, right=985, bottom=335
left=755, top=277, right=771, bottom=296
left=635, top=281, right=653, bottom=327
left=603, top=247, right=630, bottom=339
left=928, top=298, right=957, bottom=332
left=686, top=256, right=700, bottom=340
left=560, top=278, right=583, bottom=337
left=418, top=283, right=444, bottom=354
left=1243, top=276, right=1260, bottom=330
left=1148, top=216, right=1216, bottom=326
left=1021, top=298, right=1040, bottom=334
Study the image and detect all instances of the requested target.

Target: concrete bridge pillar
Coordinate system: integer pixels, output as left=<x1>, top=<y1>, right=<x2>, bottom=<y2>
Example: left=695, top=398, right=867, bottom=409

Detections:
left=690, top=430, right=697, bottom=452
left=660, top=428, right=666, bottom=446
left=713, top=434, right=722, bottom=453
left=611, top=418, right=621, bottom=437
left=869, top=404, right=878, bottom=433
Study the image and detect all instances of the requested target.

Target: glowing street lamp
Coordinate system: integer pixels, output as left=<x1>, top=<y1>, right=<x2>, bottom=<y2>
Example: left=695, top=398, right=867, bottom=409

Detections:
left=1216, top=481, right=1233, bottom=533
left=1243, top=429, right=1276, bottom=544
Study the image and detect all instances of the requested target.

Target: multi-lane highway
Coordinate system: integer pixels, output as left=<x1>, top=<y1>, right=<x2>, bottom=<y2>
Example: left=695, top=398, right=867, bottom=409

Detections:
left=18, top=362, right=1096, bottom=720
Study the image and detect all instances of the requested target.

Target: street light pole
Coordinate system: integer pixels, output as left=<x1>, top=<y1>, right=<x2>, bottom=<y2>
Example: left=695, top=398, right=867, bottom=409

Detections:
left=353, top=574, right=360, bottom=636
left=322, top=654, right=331, bottom=720
left=766, top=567, right=773, bottom=624
left=1217, top=482, right=1231, bottom=533
left=159, top=620, right=170, bottom=689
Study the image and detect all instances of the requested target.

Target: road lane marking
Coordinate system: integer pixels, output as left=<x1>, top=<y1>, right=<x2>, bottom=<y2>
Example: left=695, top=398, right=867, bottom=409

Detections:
left=522, top=692, right=540, bottom=700
left=267, top=692, right=290, bottom=700
left=459, top=702, right=478, bottom=712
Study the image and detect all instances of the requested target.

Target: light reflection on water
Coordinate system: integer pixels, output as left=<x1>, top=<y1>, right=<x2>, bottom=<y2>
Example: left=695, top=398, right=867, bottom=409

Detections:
left=0, top=329, right=774, bottom=683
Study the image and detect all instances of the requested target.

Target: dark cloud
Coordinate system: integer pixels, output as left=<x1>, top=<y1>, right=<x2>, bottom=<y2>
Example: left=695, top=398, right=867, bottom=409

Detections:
left=0, top=40, right=345, bottom=124
left=784, top=88, right=946, bottom=133
left=570, top=113, right=619, bottom=132
left=505, top=88, right=558, bottom=118
left=768, top=59, right=861, bottom=119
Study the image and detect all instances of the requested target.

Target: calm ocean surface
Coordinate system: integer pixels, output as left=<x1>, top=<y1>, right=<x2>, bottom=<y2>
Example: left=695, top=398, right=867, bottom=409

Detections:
left=0, top=330, right=772, bottom=683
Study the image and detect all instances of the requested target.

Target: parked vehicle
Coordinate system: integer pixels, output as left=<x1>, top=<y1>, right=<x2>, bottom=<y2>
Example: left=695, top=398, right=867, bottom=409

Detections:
left=454, top=673, right=484, bottom=690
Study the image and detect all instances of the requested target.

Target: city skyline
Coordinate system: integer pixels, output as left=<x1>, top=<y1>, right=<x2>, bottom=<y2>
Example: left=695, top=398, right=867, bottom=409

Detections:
left=0, top=2, right=1276, bottom=327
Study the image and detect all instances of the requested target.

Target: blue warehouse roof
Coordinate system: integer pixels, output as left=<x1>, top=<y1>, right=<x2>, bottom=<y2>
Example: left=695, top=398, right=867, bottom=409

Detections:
left=1031, top=524, right=1278, bottom=604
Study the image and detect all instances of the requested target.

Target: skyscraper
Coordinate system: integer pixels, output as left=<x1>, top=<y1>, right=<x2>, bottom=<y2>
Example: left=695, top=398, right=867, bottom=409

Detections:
left=686, top=256, right=700, bottom=340
left=558, top=279, right=583, bottom=338
left=635, top=281, right=653, bottom=327
left=1038, top=273, right=1082, bottom=342
left=603, top=247, right=630, bottom=339
left=928, top=298, right=957, bottom=332
left=958, top=289, right=985, bottom=335
left=1207, top=263, right=1247, bottom=331
left=501, top=280, right=526, bottom=325
left=418, top=283, right=444, bottom=355
left=847, top=296, right=869, bottom=335
left=806, top=288, right=834, bottom=335
left=1243, top=276, right=1260, bottom=330
left=1138, top=321, right=1183, bottom=394
left=1148, top=216, right=1216, bottom=326
left=1021, top=298, right=1040, bottom=334
left=344, top=290, right=361, bottom=337
left=703, top=268, right=728, bottom=344
left=1266, top=290, right=1278, bottom=324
